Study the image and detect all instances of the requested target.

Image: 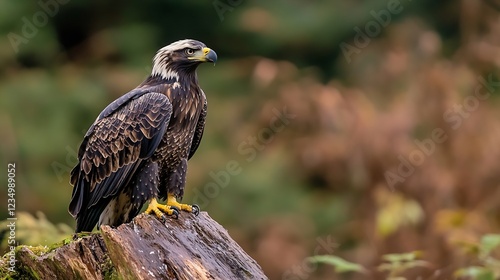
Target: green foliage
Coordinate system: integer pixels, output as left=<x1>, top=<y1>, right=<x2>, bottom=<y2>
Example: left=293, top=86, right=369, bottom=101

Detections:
left=307, top=250, right=429, bottom=279
left=378, top=251, right=429, bottom=280
left=0, top=212, right=73, bottom=254
left=306, top=236, right=500, bottom=279
left=455, top=267, right=495, bottom=280
left=455, top=234, right=500, bottom=279
left=307, top=255, right=366, bottom=274
left=0, top=212, right=74, bottom=279
left=480, top=235, right=500, bottom=259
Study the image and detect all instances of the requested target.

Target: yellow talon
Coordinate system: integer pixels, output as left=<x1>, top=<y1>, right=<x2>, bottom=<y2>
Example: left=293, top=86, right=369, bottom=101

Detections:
left=145, top=196, right=200, bottom=221
left=166, top=194, right=200, bottom=216
left=167, top=195, right=190, bottom=211
left=145, top=198, right=178, bottom=220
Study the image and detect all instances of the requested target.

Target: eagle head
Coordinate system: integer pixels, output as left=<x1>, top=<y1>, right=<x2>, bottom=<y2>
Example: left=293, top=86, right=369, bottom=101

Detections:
left=151, top=39, right=217, bottom=81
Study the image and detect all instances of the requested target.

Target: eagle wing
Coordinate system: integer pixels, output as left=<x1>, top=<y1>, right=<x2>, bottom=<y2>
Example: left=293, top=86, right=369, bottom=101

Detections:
left=188, top=98, right=207, bottom=159
left=69, top=90, right=172, bottom=231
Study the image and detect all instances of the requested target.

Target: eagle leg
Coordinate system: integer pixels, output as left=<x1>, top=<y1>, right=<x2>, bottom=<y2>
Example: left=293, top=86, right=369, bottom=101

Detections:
left=166, top=194, right=200, bottom=216
left=145, top=198, right=179, bottom=221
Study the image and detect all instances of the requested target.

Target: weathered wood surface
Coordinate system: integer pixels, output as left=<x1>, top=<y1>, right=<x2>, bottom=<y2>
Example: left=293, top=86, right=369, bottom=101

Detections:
left=14, top=212, right=267, bottom=280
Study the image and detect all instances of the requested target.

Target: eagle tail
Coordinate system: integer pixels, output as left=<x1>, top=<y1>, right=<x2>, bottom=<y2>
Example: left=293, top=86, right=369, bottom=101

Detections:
left=71, top=160, right=149, bottom=232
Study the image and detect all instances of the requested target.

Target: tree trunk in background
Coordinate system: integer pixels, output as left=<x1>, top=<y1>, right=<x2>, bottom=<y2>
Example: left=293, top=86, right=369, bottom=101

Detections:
left=14, top=212, right=267, bottom=280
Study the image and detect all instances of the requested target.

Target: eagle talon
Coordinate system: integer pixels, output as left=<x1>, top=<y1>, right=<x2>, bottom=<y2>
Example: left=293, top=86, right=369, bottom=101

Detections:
left=166, top=195, right=200, bottom=216
left=146, top=198, right=180, bottom=221
left=170, top=206, right=180, bottom=219
left=159, top=214, right=167, bottom=223
left=191, top=204, right=200, bottom=216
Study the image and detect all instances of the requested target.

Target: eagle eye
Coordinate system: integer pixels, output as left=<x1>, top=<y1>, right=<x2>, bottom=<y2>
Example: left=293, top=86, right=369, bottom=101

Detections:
left=185, top=48, right=195, bottom=55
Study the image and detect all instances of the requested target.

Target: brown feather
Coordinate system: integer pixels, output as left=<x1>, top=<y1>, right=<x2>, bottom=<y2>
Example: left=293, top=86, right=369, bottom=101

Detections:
left=69, top=39, right=214, bottom=232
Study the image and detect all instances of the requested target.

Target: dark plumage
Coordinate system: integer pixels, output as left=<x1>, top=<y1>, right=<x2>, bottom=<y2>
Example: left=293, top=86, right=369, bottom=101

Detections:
left=69, top=39, right=217, bottom=232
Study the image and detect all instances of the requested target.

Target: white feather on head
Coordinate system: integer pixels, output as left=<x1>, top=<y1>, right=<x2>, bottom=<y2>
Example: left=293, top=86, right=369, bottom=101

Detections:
left=151, top=39, right=205, bottom=80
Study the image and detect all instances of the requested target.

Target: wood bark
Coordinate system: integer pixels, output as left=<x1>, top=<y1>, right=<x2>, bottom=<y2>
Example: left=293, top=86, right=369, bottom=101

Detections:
left=13, top=212, right=267, bottom=280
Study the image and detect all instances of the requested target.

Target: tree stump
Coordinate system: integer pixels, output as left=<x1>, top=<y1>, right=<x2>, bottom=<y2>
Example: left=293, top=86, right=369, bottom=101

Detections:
left=13, top=212, right=268, bottom=279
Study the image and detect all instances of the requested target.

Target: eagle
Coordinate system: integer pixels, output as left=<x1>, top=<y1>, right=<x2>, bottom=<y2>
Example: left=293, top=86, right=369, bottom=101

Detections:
left=68, top=39, right=217, bottom=233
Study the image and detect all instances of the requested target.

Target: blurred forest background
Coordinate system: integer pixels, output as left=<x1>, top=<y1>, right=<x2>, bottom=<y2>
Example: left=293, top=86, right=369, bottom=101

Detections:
left=2, top=0, right=500, bottom=279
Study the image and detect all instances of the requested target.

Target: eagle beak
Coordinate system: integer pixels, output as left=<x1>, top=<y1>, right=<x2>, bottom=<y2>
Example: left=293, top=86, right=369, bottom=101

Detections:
left=190, top=47, right=218, bottom=64
left=203, top=47, right=217, bottom=64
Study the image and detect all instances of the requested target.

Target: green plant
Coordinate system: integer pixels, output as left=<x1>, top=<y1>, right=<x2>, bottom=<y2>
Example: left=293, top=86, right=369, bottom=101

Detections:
left=377, top=251, right=429, bottom=280
left=455, top=234, right=500, bottom=280
left=307, top=255, right=367, bottom=275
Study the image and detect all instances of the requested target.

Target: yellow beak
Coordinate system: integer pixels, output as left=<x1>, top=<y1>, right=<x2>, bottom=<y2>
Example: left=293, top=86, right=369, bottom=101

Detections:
left=190, top=47, right=218, bottom=63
